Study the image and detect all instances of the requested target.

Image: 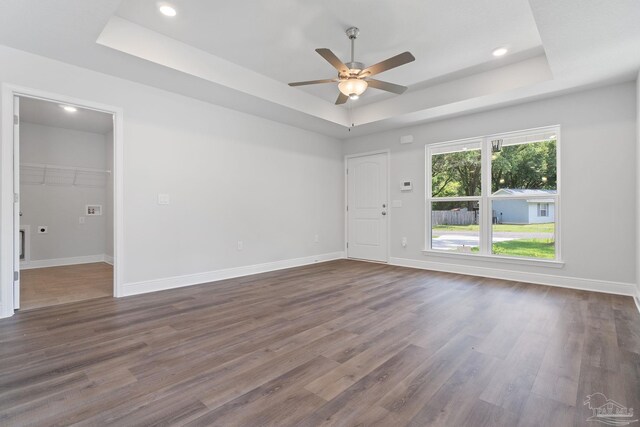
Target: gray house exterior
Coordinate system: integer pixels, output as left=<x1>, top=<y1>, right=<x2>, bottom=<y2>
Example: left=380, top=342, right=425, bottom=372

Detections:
left=492, top=189, right=556, bottom=224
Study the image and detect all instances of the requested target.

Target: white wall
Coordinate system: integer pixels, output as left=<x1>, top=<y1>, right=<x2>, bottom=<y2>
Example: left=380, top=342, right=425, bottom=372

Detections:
left=0, top=45, right=344, bottom=308
left=20, top=122, right=109, bottom=262
left=344, top=82, right=637, bottom=292
left=637, top=70, right=640, bottom=297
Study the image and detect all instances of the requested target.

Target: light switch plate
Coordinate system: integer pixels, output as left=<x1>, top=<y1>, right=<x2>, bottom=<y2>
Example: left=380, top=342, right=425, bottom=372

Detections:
left=86, top=205, right=102, bottom=216
left=158, top=194, right=170, bottom=205
left=392, top=200, right=403, bottom=208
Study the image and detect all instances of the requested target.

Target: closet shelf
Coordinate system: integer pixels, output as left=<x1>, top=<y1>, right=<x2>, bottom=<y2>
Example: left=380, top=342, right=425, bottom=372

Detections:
left=20, top=163, right=111, bottom=188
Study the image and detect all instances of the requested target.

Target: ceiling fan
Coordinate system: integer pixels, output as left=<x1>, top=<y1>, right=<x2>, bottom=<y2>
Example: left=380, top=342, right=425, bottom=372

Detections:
left=288, top=27, right=415, bottom=105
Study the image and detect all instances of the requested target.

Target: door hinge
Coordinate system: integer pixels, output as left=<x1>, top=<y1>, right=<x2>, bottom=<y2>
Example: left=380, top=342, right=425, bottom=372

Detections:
left=14, top=193, right=19, bottom=203
left=346, top=205, right=349, bottom=211
left=14, top=271, right=19, bottom=281
left=346, top=242, right=349, bottom=248
left=14, top=115, right=19, bottom=125
left=346, top=168, right=348, bottom=175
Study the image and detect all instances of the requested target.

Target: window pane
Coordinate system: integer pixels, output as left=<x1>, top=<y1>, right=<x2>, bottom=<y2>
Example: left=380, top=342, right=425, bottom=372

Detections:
left=431, top=201, right=480, bottom=253
left=491, top=138, right=557, bottom=193
left=431, top=143, right=482, bottom=197
left=491, top=199, right=555, bottom=259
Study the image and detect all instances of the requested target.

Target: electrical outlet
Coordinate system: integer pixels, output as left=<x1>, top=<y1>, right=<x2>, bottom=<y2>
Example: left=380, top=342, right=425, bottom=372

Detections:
left=37, top=226, right=48, bottom=234
left=402, top=237, right=407, bottom=247
left=79, top=216, right=85, bottom=224
left=237, top=241, right=243, bottom=251
left=314, top=234, right=319, bottom=243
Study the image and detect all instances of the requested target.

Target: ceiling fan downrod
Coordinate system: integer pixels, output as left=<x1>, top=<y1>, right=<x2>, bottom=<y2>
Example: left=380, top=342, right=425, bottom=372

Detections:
left=345, top=27, right=364, bottom=73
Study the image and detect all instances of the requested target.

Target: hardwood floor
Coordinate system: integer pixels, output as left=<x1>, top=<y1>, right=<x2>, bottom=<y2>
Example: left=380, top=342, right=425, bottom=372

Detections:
left=1, top=259, right=639, bottom=426
left=20, top=262, right=113, bottom=310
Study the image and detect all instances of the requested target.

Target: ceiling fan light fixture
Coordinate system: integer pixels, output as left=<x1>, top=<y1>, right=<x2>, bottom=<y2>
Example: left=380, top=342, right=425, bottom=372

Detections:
left=338, top=78, right=368, bottom=99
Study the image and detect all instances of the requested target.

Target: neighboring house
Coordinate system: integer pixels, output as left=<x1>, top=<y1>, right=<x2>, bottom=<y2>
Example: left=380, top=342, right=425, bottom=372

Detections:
left=492, top=189, right=556, bottom=224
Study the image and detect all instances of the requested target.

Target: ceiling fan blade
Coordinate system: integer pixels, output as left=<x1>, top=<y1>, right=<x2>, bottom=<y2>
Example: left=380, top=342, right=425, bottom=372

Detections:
left=366, top=79, right=408, bottom=94
left=360, top=51, right=415, bottom=77
left=288, top=79, right=337, bottom=87
left=335, top=92, right=348, bottom=105
left=316, top=48, right=349, bottom=74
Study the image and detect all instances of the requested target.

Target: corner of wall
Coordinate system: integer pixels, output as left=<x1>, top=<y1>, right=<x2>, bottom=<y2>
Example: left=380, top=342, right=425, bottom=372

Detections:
left=636, top=71, right=640, bottom=310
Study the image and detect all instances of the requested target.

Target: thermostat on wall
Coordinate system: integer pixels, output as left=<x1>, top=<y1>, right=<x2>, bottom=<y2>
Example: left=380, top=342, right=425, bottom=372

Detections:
left=86, top=205, right=102, bottom=216
left=401, top=180, right=413, bottom=191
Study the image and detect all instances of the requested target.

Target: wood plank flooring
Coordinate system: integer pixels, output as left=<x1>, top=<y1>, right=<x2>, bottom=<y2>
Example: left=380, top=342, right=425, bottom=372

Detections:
left=20, top=263, right=113, bottom=310
left=1, top=259, right=639, bottom=426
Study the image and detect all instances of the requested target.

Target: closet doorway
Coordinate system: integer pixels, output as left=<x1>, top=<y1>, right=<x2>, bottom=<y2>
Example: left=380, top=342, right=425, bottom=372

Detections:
left=15, top=96, right=114, bottom=310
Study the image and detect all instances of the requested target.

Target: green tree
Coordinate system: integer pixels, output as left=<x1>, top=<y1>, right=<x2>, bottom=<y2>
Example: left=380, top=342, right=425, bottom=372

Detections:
left=431, top=149, right=481, bottom=211
left=431, top=150, right=481, bottom=197
left=430, top=140, right=556, bottom=212
left=491, top=141, right=556, bottom=192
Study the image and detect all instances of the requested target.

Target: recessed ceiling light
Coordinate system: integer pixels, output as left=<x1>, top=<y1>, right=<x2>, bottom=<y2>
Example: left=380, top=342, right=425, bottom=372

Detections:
left=492, top=47, right=508, bottom=57
left=61, top=105, right=77, bottom=113
left=159, top=4, right=177, bottom=17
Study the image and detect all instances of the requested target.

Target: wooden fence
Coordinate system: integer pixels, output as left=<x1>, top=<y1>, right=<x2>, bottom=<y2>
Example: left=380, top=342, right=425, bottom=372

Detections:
left=432, top=210, right=478, bottom=226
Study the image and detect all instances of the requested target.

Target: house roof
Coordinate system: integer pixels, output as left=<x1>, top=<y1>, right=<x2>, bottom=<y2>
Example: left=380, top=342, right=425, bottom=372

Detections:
left=492, top=188, right=557, bottom=196
left=526, top=198, right=555, bottom=203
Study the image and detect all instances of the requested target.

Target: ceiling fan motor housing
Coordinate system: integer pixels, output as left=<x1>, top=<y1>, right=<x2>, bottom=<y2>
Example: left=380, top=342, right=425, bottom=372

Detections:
left=344, top=62, right=365, bottom=75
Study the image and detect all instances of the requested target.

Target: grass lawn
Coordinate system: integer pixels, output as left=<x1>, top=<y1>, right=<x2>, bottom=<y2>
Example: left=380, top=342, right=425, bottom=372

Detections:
left=433, top=223, right=554, bottom=233
left=471, top=238, right=555, bottom=259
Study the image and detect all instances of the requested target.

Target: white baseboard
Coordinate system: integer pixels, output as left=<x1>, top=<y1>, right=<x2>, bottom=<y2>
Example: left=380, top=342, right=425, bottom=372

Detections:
left=21, top=254, right=111, bottom=270
left=634, top=291, right=640, bottom=314
left=122, top=251, right=345, bottom=297
left=104, top=255, right=114, bottom=266
left=389, top=257, right=637, bottom=297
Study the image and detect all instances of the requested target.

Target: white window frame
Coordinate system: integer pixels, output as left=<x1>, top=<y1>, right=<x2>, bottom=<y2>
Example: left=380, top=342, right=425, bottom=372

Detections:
left=424, top=125, right=561, bottom=265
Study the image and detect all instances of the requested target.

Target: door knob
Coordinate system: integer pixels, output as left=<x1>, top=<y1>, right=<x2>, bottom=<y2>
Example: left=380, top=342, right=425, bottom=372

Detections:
left=382, top=211, right=387, bottom=215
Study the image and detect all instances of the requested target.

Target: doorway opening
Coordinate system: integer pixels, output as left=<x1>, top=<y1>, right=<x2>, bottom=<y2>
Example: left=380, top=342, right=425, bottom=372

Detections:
left=16, top=96, right=114, bottom=310
left=1, top=85, right=123, bottom=317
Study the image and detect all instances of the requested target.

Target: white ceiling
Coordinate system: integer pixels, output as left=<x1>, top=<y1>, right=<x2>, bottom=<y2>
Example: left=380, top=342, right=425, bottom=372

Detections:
left=19, top=97, right=113, bottom=135
left=0, top=0, right=638, bottom=137
left=115, top=0, right=543, bottom=104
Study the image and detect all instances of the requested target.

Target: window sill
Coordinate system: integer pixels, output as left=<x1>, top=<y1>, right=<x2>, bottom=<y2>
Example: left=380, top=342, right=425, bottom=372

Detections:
left=421, top=249, right=565, bottom=268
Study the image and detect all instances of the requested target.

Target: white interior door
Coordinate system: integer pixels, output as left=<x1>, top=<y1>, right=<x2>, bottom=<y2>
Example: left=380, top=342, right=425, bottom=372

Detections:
left=347, top=152, right=388, bottom=262
left=13, top=96, right=20, bottom=309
